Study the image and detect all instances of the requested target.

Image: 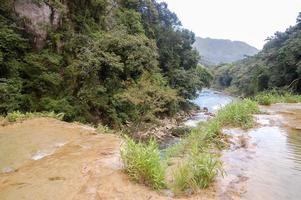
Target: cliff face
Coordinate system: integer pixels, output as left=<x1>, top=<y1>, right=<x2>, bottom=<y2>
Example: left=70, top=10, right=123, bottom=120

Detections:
left=14, top=0, right=62, bottom=49
left=1, top=0, right=208, bottom=126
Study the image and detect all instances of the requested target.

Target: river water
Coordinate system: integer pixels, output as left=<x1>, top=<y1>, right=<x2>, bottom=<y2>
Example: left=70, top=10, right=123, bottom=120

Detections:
left=184, top=89, right=233, bottom=127
left=183, top=89, right=301, bottom=200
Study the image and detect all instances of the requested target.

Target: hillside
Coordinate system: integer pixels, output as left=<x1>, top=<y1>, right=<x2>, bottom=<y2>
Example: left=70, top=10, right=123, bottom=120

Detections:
left=0, top=0, right=212, bottom=128
left=212, top=12, right=301, bottom=96
left=193, top=37, right=259, bottom=65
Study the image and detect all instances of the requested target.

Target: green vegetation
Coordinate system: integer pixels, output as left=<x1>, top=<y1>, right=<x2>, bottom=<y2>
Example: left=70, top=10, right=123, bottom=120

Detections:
left=215, top=99, right=260, bottom=128
left=254, top=92, right=301, bottom=105
left=212, top=12, right=301, bottom=96
left=0, top=0, right=212, bottom=128
left=96, top=124, right=115, bottom=134
left=165, top=99, right=259, bottom=194
left=254, top=93, right=273, bottom=105
left=5, top=111, right=64, bottom=122
left=121, top=99, right=259, bottom=195
left=120, top=136, right=166, bottom=190
left=171, top=152, right=222, bottom=194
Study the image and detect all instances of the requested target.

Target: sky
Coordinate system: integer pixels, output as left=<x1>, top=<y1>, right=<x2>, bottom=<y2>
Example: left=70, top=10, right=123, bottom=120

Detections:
left=158, top=0, right=301, bottom=49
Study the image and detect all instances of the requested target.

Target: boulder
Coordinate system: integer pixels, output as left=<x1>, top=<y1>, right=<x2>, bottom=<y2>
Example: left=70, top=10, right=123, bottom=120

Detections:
left=14, top=0, right=62, bottom=49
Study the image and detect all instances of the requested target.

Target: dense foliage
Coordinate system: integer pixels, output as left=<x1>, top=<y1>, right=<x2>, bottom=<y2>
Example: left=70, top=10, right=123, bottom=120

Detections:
left=0, top=0, right=212, bottom=127
left=212, top=12, right=301, bottom=96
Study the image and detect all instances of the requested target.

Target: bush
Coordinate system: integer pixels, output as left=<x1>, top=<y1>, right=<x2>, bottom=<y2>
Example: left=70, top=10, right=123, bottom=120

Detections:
left=120, top=136, right=166, bottom=189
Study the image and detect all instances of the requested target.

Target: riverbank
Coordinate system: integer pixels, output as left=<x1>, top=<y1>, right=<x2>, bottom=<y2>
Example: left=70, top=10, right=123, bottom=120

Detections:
left=1, top=91, right=301, bottom=199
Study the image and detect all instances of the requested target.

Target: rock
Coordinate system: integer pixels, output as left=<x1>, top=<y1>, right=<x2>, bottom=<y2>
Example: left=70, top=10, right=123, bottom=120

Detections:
left=14, top=0, right=62, bottom=49
left=2, top=167, right=16, bottom=173
left=163, top=189, right=174, bottom=198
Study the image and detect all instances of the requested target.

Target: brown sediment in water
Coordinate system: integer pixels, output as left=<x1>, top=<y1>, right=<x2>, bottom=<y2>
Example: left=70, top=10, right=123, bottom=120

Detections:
left=0, top=118, right=218, bottom=200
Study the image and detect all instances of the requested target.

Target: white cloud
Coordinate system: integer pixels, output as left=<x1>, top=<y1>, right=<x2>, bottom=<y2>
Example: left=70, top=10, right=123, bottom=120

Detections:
left=158, top=0, right=301, bottom=49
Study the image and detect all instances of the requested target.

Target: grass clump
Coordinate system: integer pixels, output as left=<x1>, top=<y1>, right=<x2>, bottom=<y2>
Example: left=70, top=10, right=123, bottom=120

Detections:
left=215, top=99, right=260, bottom=128
left=5, top=111, right=64, bottom=122
left=254, top=91, right=301, bottom=105
left=166, top=99, right=260, bottom=194
left=96, top=124, right=114, bottom=134
left=254, top=93, right=273, bottom=105
left=171, top=151, right=223, bottom=194
left=120, top=136, right=166, bottom=190
left=121, top=99, right=261, bottom=194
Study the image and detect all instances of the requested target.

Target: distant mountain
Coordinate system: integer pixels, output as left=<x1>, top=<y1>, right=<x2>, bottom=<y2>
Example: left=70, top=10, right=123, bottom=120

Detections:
left=193, top=37, right=259, bottom=65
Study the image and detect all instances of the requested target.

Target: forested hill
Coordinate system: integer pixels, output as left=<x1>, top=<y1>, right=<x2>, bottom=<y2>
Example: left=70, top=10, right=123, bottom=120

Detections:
left=193, top=37, right=259, bottom=65
left=0, top=0, right=212, bottom=127
left=212, top=12, right=301, bottom=96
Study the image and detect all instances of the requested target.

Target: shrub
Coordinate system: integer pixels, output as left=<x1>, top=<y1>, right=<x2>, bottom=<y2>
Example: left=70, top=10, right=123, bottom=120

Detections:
left=120, top=136, right=166, bottom=189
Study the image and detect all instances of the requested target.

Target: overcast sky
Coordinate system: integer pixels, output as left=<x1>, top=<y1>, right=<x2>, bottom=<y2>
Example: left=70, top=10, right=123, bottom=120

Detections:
left=158, top=0, right=301, bottom=49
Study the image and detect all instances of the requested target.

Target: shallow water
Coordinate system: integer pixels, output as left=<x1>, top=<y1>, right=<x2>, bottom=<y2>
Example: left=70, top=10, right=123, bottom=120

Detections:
left=184, top=89, right=233, bottom=127
left=182, top=90, right=301, bottom=199
left=220, top=104, right=301, bottom=200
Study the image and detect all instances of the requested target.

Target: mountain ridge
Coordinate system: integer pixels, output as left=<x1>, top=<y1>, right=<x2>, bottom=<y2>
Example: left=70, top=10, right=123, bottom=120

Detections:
left=193, top=37, right=259, bottom=65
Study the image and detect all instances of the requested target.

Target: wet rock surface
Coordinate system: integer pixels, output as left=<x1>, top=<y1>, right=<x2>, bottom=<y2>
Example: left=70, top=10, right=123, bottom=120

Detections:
left=0, top=118, right=216, bottom=200
left=1, top=102, right=301, bottom=199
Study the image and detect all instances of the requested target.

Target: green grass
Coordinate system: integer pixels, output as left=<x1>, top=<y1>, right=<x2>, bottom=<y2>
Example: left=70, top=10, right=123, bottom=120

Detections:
left=254, top=93, right=273, bottom=105
left=121, top=99, right=261, bottom=194
left=96, top=124, right=114, bottom=134
left=254, top=92, right=301, bottom=105
left=5, top=111, right=64, bottom=122
left=215, top=99, right=260, bottom=128
left=165, top=99, right=260, bottom=194
left=120, top=136, right=166, bottom=190
left=171, top=152, right=223, bottom=195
